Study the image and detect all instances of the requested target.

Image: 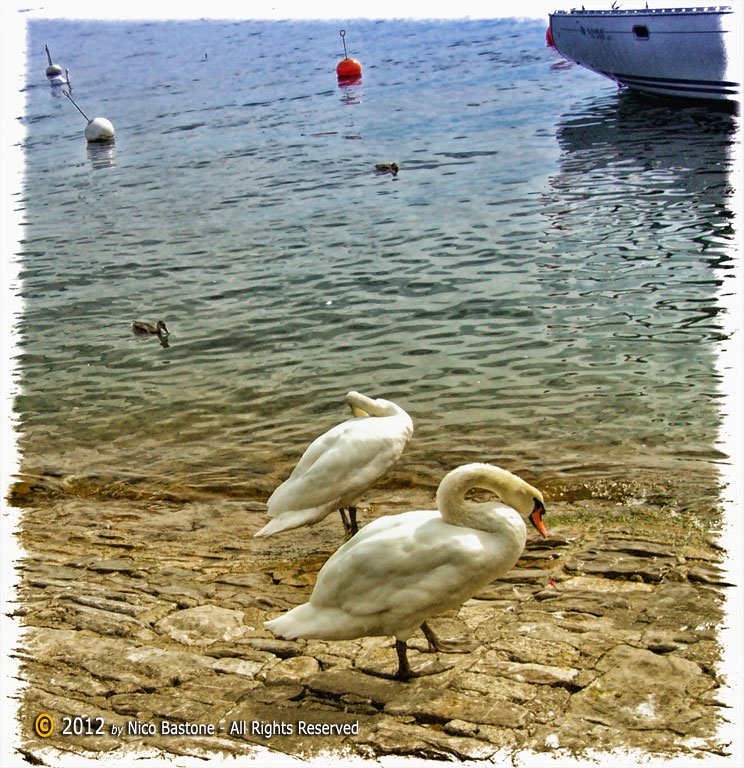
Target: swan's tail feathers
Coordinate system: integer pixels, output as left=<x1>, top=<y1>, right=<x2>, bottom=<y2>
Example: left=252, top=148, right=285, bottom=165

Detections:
left=253, top=507, right=324, bottom=537
left=265, top=604, right=316, bottom=639
left=253, top=516, right=291, bottom=537
left=265, top=604, right=364, bottom=641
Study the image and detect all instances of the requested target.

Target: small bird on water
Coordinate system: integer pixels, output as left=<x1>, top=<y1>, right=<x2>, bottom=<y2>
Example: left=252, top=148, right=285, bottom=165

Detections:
left=132, top=320, right=169, bottom=336
left=375, top=162, right=399, bottom=177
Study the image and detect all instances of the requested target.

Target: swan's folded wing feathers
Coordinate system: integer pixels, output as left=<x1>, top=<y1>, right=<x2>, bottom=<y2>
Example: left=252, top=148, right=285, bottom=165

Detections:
left=286, top=419, right=359, bottom=480
left=310, top=513, right=494, bottom=620
left=268, top=417, right=407, bottom=513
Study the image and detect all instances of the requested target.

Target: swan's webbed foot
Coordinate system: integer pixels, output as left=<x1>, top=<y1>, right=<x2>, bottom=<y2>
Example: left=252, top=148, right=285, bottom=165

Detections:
left=359, top=639, right=454, bottom=681
left=395, top=639, right=454, bottom=680
left=421, top=621, right=479, bottom=654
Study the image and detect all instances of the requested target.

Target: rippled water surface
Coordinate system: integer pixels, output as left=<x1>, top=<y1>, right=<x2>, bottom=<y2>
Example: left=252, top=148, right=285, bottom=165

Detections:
left=14, top=18, right=738, bottom=508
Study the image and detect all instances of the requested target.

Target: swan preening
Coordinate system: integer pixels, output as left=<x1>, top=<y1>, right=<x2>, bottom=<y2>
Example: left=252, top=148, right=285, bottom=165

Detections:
left=255, top=391, right=413, bottom=538
left=265, top=462, right=547, bottom=680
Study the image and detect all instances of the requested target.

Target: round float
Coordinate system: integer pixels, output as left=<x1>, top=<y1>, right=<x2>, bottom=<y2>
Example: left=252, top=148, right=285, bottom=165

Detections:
left=45, top=45, right=63, bottom=78
left=84, top=117, right=116, bottom=143
left=336, top=30, right=362, bottom=80
left=336, top=57, right=362, bottom=78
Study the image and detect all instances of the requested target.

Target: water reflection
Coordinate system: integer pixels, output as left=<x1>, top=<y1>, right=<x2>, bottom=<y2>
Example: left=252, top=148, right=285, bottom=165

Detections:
left=548, top=89, right=736, bottom=299
left=86, top=141, right=116, bottom=170
left=547, top=90, right=736, bottom=279
left=534, top=90, right=735, bottom=480
left=553, top=90, right=736, bottom=200
left=338, top=79, right=363, bottom=139
left=338, top=78, right=363, bottom=104
left=338, top=75, right=363, bottom=92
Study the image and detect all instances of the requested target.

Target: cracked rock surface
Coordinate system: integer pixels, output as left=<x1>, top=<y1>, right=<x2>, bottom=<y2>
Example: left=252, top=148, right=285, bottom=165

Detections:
left=9, top=488, right=733, bottom=764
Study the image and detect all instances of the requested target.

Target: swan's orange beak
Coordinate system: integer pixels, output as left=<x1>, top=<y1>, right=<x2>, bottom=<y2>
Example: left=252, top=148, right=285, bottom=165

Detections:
left=529, top=499, right=548, bottom=539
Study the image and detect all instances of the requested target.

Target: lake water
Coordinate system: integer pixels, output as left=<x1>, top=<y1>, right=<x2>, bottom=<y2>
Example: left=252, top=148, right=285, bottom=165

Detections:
left=13, top=17, right=739, bottom=514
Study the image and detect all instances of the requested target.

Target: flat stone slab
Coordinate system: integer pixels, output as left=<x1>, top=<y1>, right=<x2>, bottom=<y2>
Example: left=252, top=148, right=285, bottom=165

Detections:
left=563, top=554, right=673, bottom=583
left=601, top=539, right=679, bottom=558
left=565, top=645, right=711, bottom=732
left=359, top=717, right=498, bottom=761
left=155, top=605, right=248, bottom=646
left=306, top=669, right=403, bottom=706
left=534, top=587, right=632, bottom=616
left=385, top=686, right=530, bottom=729
left=263, top=655, right=321, bottom=684
left=483, top=660, right=579, bottom=687
left=687, top=563, right=733, bottom=586
left=80, top=558, right=137, bottom=574
left=492, top=568, right=552, bottom=584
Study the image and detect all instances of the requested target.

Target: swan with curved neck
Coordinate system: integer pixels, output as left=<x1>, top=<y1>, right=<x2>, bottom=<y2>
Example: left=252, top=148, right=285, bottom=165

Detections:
left=255, top=391, right=413, bottom=538
left=265, top=462, right=547, bottom=680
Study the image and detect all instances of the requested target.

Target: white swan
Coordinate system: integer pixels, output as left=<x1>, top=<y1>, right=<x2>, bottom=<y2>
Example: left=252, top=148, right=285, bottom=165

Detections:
left=265, top=463, right=548, bottom=680
left=254, top=391, right=413, bottom=538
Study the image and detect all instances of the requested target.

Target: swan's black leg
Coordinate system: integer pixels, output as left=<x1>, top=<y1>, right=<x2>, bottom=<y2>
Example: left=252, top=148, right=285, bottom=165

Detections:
left=339, top=508, right=351, bottom=534
left=339, top=507, right=358, bottom=539
left=421, top=621, right=478, bottom=653
left=392, top=637, right=453, bottom=680
left=395, top=640, right=412, bottom=680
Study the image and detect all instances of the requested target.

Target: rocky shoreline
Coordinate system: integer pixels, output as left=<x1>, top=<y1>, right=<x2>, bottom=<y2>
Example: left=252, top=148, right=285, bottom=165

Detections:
left=9, top=487, right=735, bottom=766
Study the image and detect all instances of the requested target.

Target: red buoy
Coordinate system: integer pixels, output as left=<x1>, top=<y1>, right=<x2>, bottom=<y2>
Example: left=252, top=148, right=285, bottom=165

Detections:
left=336, top=30, right=362, bottom=80
left=336, top=58, right=362, bottom=78
left=546, top=26, right=555, bottom=47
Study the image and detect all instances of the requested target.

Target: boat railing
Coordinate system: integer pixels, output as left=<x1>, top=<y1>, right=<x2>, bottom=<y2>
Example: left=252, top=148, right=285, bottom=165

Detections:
left=551, top=6, right=731, bottom=17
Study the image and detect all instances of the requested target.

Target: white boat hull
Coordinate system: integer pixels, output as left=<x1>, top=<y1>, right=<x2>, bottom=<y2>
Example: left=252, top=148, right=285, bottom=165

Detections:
left=549, top=6, right=740, bottom=102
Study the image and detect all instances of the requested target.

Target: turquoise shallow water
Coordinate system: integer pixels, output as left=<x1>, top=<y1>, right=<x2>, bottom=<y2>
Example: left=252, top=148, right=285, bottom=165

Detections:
left=13, top=18, right=738, bottom=507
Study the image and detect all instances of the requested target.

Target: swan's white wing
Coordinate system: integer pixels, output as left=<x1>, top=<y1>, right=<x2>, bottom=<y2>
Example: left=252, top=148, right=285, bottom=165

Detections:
left=309, top=510, right=504, bottom=636
left=267, top=415, right=411, bottom=514
left=284, top=418, right=360, bottom=480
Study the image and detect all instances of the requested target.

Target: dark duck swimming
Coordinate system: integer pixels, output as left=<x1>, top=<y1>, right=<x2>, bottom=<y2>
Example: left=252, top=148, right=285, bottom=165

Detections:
left=132, top=320, right=169, bottom=336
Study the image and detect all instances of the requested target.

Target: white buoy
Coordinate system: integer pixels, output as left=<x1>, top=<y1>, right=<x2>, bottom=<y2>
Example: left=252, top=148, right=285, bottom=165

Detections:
left=48, top=68, right=70, bottom=88
left=84, top=117, right=115, bottom=142
left=45, top=44, right=63, bottom=79
left=63, top=90, right=115, bottom=143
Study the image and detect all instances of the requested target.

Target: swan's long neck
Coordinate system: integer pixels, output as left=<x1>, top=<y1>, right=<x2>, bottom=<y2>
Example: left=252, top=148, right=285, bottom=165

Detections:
left=436, top=463, right=534, bottom=532
left=346, top=391, right=409, bottom=422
